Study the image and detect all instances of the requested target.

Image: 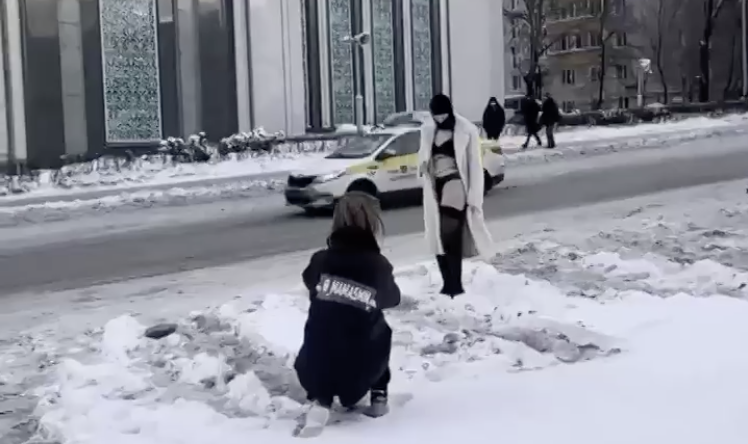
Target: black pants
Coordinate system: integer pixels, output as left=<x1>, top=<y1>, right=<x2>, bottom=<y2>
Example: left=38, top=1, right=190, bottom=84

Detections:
left=371, top=367, right=391, bottom=392
left=309, top=367, right=390, bottom=407
left=545, top=124, right=556, bottom=148
left=523, top=127, right=542, bottom=147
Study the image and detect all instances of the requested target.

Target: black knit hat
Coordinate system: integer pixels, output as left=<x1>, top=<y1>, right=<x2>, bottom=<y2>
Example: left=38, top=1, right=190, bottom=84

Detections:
left=429, top=93, right=453, bottom=116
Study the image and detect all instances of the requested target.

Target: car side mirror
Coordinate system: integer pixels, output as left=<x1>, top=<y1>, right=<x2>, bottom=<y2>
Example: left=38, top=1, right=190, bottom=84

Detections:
left=376, top=147, right=397, bottom=161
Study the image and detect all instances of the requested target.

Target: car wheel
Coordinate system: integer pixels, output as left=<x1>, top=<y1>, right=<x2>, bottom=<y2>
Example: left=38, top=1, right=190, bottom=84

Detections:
left=483, top=170, right=493, bottom=195
left=346, top=179, right=379, bottom=198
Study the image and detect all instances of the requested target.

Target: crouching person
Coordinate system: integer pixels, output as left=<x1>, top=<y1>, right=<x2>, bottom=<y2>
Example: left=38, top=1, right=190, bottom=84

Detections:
left=294, top=191, right=401, bottom=435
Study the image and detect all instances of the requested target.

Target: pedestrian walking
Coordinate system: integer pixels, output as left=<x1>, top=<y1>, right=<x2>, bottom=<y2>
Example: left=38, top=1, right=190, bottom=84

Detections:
left=520, top=94, right=542, bottom=148
left=294, top=191, right=401, bottom=436
left=418, top=93, right=494, bottom=298
left=481, top=96, right=506, bottom=140
left=540, top=93, right=561, bottom=148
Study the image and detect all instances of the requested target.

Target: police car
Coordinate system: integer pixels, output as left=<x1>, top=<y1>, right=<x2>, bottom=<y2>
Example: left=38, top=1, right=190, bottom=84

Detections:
left=284, top=127, right=505, bottom=213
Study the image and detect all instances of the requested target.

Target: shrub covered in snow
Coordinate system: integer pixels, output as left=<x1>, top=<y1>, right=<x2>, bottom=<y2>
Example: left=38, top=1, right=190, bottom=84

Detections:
left=0, top=128, right=345, bottom=197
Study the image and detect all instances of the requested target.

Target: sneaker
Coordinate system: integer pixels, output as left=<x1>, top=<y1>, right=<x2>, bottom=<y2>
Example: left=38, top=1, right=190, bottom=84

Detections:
left=363, top=389, right=390, bottom=418
left=295, top=401, right=330, bottom=437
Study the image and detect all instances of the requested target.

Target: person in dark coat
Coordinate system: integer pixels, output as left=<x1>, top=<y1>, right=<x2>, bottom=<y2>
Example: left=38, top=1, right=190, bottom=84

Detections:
left=294, top=191, right=401, bottom=435
left=481, top=97, right=506, bottom=140
left=540, top=93, right=561, bottom=148
left=520, top=94, right=542, bottom=149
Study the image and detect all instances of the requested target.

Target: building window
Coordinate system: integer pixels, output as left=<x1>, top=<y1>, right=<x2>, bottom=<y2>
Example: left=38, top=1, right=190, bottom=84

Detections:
left=562, top=101, right=575, bottom=112
left=570, top=34, right=582, bottom=49
left=511, top=47, right=517, bottom=68
left=615, top=32, right=627, bottom=46
left=371, top=0, right=400, bottom=123
left=615, top=64, right=628, bottom=79
left=589, top=31, right=601, bottom=47
left=589, top=66, right=600, bottom=81
left=618, top=96, right=630, bottom=108
left=327, top=0, right=356, bottom=124
left=560, top=35, right=568, bottom=51
left=512, top=75, right=522, bottom=91
left=100, top=0, right=163, bottom=141
left=612, top=0, right=626, bottom=15
left=303, top=0, right=323, bottom=129
left=575, top=0, right=589, bottom=16
left=562, top=69, right=576, bottom=85
left=410, top=0, right=442, bottom=111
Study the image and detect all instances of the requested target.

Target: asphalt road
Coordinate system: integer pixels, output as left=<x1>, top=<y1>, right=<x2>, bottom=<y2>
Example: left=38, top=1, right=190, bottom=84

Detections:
left=2, top=139, right=747, bottom=294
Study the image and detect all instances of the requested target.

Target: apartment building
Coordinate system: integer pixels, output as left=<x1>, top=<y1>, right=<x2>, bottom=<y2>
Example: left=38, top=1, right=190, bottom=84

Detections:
left=544, top=0, right=637, bottom=111
left=503, top=0, right=528, bottom=98
left=503, top=0, right=659, bottom=112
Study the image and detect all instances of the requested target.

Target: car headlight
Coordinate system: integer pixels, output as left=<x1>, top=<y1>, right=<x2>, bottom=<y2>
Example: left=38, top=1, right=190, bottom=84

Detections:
left=314, top=170, right=346, bottom=183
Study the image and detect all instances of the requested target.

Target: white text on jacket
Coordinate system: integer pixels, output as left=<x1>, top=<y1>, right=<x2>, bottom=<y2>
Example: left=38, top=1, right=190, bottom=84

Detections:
left=316, top=274, right=377, bottom=310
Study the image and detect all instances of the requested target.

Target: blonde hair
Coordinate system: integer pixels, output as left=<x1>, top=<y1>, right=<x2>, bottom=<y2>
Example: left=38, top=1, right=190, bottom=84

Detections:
left=331, top=191, right=383, bottom=237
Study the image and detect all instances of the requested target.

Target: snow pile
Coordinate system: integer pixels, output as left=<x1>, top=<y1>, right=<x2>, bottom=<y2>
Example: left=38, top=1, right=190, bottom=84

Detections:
left=30, top=261, right=621, bottom=443
left=0, top=178, right=282, bottom=227
left=27, top=248, right=748, bottom=443
left=7, top=182, right=748, bottom=443
left=0, top=150, right=328, bottom=201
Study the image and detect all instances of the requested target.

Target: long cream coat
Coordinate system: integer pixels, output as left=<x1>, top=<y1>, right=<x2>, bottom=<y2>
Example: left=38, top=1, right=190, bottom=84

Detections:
left=418, top=114, right=494, bottom=259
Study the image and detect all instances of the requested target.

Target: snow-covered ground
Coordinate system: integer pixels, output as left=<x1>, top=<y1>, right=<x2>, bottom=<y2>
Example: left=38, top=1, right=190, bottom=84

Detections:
left=2, top=179, right=748, bottom=443
left=0, top=151, right=324, bottom=202
left=2, top=114, right=748, bottom=209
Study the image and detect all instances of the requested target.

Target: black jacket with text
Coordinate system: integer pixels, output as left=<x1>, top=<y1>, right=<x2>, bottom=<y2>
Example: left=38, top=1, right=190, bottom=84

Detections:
left=294, top=226, right=401, bottom=406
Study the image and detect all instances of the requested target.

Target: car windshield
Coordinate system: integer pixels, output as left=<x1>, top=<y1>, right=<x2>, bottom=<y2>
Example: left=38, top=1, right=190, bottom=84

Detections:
left=326, top=134, right=392, bottom=159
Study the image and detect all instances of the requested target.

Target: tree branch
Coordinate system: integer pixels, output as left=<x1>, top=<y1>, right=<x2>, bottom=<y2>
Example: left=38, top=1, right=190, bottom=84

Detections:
left=713, top=0, right=727, bottom=18
left=504, top=8, right=527, bottom=20
left=540, top=33, right=567, bottom=54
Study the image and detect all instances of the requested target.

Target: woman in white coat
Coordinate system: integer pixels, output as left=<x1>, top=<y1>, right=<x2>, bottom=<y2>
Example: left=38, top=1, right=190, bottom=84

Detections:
left=418, top=93, right=494, bottom=298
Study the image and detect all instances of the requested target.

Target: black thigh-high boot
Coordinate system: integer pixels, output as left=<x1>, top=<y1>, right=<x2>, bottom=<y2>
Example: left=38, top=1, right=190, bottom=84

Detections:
left=438, top=207, right=466, bottom=297
left=436, top=254, right=451, bottom=295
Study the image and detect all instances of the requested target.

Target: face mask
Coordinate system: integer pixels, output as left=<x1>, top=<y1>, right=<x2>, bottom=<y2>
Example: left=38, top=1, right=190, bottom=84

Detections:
left=433, top=113, right=448, bottom=123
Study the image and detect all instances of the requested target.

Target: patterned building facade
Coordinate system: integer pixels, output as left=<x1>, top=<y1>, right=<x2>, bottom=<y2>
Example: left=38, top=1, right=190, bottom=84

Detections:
left=1, top=0, right=503, bottom=169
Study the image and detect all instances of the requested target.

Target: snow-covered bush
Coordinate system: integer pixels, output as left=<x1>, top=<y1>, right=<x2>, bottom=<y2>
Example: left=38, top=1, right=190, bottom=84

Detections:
left=0, top=128, right=346, bottom=195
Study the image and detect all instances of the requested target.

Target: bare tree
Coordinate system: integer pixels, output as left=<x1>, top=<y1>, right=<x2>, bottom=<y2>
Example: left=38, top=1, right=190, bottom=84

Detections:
left=632, top=0, right=686, bottom=103
left=504, top=0, right=563, bottom=98
left=591, top=0, right=634, bottom=109
left=711, top=0, right=743, bottom=99
left=698, top=0, right=731, bottom=102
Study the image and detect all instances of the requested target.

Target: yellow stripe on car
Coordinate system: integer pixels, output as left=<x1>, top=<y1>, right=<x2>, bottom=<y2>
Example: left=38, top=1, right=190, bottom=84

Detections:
left=346, top=161, right=377, bottom=174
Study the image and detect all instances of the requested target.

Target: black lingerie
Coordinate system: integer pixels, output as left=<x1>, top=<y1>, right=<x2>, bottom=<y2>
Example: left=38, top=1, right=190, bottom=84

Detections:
left=431, top=138, right=456, bottom=158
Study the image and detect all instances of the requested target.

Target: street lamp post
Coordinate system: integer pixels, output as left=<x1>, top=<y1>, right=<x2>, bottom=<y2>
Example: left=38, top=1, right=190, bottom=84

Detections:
left=636, top=58, right=652, bottom=108
left=343, top=32, right=370, bottom=135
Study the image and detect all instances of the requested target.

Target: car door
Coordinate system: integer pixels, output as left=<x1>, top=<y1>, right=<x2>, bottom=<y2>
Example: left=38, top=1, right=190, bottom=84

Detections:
left=375, top=131, right=421, bottom=194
